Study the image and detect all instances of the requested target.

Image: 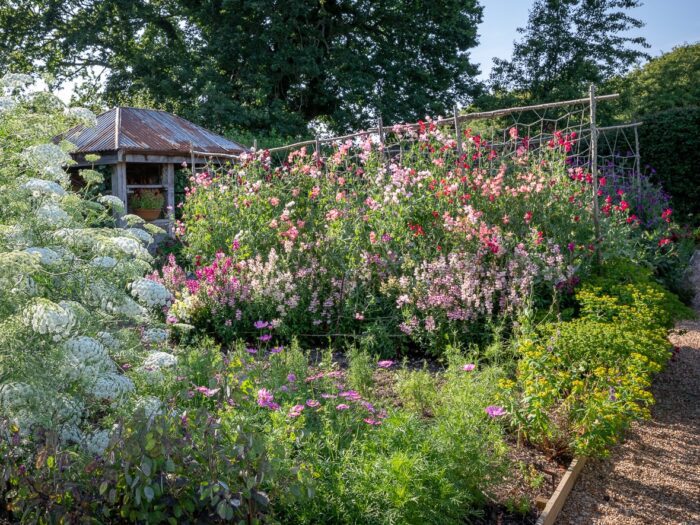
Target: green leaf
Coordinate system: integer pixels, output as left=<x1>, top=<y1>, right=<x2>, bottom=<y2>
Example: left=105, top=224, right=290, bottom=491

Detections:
left=144, top=486, right=155, bottom=502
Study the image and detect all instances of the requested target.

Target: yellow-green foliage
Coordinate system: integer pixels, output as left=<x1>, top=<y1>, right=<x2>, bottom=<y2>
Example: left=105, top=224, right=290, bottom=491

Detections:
left=501, top=260, right=692, bottom=457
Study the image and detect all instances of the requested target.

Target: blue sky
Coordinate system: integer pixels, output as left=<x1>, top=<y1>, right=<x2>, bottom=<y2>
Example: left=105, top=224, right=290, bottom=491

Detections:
left=472, top=0, right=700, bottom=79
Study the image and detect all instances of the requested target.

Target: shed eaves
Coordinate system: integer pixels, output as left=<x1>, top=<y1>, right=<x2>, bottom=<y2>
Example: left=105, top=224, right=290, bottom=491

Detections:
left=60, top=107, right=246, bottom=155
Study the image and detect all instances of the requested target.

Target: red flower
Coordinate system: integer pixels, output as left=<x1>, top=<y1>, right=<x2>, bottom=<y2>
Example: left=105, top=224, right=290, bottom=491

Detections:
left=658, top=238, right=672, bottom=247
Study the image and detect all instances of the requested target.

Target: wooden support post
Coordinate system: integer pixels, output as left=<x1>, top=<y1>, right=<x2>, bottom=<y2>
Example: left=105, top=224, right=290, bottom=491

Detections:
left=164, top=163, right=175, bottom=237
left=453, top=105, right=462, bottom=156
left=633, top=124, right=642, bottom=208
left=190, top=142, right=195, bottom=177
left=589, top=84, right=601, bottom=267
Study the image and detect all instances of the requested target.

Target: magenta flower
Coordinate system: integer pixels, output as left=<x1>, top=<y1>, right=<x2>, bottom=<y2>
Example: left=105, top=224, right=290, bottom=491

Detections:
left=259, top=334, right=272, bottom=342
left=254, top=320, right=269, bottom=329
left=321, top=393, right=337, bottom=399
left=306, top=399, right=320, bottom=408
left=269, top=345, right=284, bottom=353
left=377, top=360, right=394, bottom=369
left=360, top=401, right=376, bottom=413
left=485, top=405, right=506, bottom=418
left=246, top=347, right=258, bottom=354
left=462, top=364, right=476, bottom=372
left=335, top=403, right=350, bottom=410
left=364, top=418, right=382, bottom=426
left=257, top=388, right=279, bottom=410
left=287, top=373, right=297, bottom=382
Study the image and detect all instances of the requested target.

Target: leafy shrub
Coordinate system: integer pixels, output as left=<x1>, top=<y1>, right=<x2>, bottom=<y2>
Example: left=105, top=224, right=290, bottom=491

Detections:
left=501, top=260, right=692, bottom=457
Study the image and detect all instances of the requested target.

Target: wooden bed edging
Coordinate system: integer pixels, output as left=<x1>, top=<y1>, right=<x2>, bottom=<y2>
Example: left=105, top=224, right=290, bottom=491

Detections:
left=535, top=457, right=587, bottom=525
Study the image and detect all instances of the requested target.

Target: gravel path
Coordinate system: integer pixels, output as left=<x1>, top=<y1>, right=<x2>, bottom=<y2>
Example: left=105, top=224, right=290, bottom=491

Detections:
left=558, top=254, right=700, bottom=525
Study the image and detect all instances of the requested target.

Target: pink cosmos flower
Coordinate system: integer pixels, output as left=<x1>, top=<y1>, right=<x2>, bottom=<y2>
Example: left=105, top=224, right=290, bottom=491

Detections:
left=377, top=360, right=394, bottom=369
left=462, top=364, right=476, bottom=372
left=288, top=404, right=304, bottom=418
left=336, top=403, right=350, bottom=410
left=306, top=399, right=320, bottom=408
left=364, top=418, right=382, bottom=426
left=257, top=388, right=278, bottom=410
left=254, top=320, right=269, bottom=329
left=259, top=334, right=272, bottom=342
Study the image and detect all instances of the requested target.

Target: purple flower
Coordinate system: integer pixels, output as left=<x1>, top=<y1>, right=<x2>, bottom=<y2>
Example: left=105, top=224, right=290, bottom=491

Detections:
left=339, top=390, right=361, bottom=401
left=335, top=403, right=350, bottom=410
left=287, top=373, right=297, bottom=382
left=485, top=405, right=506, bottom=418
left=377, top=360, right=394, bottom=369
left=259, top=334, right=272, bottom=342
left=269, top=345, right=284, bottom=353
left=306, top=399, right=320, bottom=408
left=364, top=418, right=382, bottom=426
left=360, top=401, right=375, bottom=413
left=254, top=320, right=269, bottom=329
left=246, top=347, right=258, bottom=354
left=462, top=363, right=476, bottom=372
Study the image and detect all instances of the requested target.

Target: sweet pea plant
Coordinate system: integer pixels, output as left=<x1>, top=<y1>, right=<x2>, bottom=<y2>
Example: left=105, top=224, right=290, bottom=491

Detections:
left=160, top=120, right=676, bottom=355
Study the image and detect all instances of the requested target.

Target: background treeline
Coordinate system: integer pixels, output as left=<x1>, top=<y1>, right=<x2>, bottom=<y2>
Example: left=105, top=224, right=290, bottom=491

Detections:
left=1, top=0, right=698, bottom=218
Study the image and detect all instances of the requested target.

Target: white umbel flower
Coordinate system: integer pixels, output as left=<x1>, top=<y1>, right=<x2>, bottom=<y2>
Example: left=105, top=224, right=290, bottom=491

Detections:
left=83, top=429, right=110, bottom=455
left=25, top=247, right=61, bottom=265
left=36, top=204, right=70, bottom=226
left=23, top=299, right=76, bottom=341
left=98, top=195, right=125, bottom=213
left=135, top=396, right=162, bottom=421
left=142, top=351, right=177, bottom=370
left=96, top=331, right=121, bottom=350
left=88, top=281, right=147, bottom=319
left=142, top=328, right=168, bottom=344
left=108, top=236, right=151, bottom=261
left=22, top=178, right=66, bottom=197
left=89, top=373, right=135, bottom=400
left=62, top=336, right=116, bottom=381
left=90, top=256, right=118, bottom=268
left=125, top=228, right=154, bottom=245
left=129, top=278, right=172, bottom=308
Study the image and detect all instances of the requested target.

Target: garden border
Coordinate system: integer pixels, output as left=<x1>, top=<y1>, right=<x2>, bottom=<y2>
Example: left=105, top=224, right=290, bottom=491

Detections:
left=535, top=457, right=587, bottom=525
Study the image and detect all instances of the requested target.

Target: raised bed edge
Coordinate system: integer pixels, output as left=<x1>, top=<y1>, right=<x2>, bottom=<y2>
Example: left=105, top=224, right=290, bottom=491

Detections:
left=535, top=457, right=587, bottom=525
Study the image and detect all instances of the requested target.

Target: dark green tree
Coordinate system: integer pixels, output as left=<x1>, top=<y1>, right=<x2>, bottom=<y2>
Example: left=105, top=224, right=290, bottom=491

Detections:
left=0, top=0, right=485, bottom=137
left=489, top=0, right=650, bottom=103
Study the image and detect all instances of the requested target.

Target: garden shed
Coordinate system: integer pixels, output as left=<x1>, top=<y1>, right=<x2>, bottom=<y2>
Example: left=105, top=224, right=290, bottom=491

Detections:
left=59, top=107, right=247, bottom=233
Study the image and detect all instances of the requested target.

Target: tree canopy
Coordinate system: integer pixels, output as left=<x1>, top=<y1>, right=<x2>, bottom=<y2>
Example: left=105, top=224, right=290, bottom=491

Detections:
left=488, top=0, right=650, bottom=103
left=0, top=0, right=485, bottom=138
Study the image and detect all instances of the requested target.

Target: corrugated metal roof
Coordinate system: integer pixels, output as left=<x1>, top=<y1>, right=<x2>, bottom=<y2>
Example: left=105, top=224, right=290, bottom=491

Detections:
left=60, top=107, right=247, bottom=155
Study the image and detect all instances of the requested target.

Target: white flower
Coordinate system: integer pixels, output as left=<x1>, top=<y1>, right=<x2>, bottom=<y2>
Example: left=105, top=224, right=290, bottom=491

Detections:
left=96, top=331, right=121, bottom=350
left=83, top=429, right=110, bottom=455
left=21, top=144, right=72, bottom=180
left=98, top=195, right=125, bottom=213
left=23, top=299, right=76, bottom=341
left=88, top=281, right=147, bottom=319
left=1, top=73, right=33, bottom=91
left=22, top=178, right=66, bottom=197
left=126, top=228, right=154, bottom=245
left=64, top=107, right=97, bottom=128
left=135, top=396, right=162, bottom=421
left=0, top=96, right=17, bottom=113
left=25, top=247, right=61, bottom=265
left=108, top=236, right=152, bottom=261
left=142, top=351, right=177, bottom=370
left=36, top=204, right=70, bottom=226
left=62, top=336, right=116, bottom=381
left=129, top=278, right=172, bottom=308
left=53, top=228, right=98, bottom=251
left=89, top=373, right=135, bottom=400
left=123, top=214, right=145, bottom=226
left=91, top=256, right=118, bottom=268
left=142, top=328, right=168, bottom=344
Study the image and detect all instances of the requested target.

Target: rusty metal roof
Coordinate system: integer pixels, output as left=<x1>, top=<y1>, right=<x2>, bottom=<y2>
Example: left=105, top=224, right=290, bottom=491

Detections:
left=60, top=107, right=247, bottom=156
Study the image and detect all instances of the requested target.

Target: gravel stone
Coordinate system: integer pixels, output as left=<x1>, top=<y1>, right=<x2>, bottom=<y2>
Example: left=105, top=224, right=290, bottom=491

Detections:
left=558, top=252, right=700, bottom=525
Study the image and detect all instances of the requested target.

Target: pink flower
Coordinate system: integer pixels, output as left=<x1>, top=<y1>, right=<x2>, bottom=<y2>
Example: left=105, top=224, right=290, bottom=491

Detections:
left=335, top=403, right=350, bottom=410
left=306, top=399, right=320, bottom=408
left=364, top=418, right=382, bottom=426
left=288, top=404, right=305, bottom=418
left=259, top=334, right=272, bottom=342
left=485, top=405, right=506, bottom=418
left=377, top=360, right=394, bottom=369
left=254, top=320, right=269, bottom=329
left=508, top=127, right=518, bottom=140
left=195, top=386, right=220, bottom=397
left=257, top=389, right=278, bottom=410
left=462, top=364, right=476, bottom=372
